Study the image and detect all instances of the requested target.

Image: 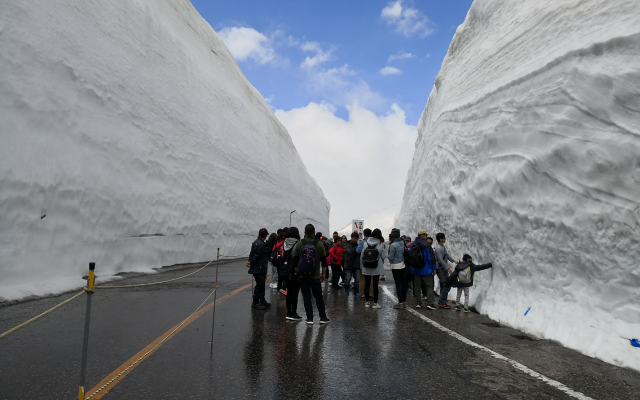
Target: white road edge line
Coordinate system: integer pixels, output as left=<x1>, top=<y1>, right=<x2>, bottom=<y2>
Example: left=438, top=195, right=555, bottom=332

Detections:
left=381, top=285, right=593, bottom=400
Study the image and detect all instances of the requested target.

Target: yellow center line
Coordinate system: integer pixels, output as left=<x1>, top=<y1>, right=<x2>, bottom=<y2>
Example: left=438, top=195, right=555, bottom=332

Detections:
left=86, top=280, right=255, bottom=399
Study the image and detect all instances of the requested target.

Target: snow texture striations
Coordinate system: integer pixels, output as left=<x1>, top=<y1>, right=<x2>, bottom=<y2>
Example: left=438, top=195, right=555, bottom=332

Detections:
left=397, top=0, right=640, bottom=371
left=0, top=0, right=328, bottom=302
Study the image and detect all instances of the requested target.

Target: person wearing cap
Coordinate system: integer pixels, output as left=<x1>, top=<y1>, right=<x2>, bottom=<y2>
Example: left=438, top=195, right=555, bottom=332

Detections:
left=404, top=236, right=413, bottom=292
left=247, top=228, right=271, bottom=309
left=410, top=229, right=438, bottom=309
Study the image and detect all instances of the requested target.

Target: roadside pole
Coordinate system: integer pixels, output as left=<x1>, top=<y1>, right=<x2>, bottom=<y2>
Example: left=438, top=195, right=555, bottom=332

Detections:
left=78, top=262, right=95, bottom=400
left=210, top=248, right=220, bottom=348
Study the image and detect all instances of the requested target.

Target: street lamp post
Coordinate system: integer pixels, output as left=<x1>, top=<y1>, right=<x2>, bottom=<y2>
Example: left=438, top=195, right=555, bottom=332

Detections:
left=290, top=210, right=296, bottom=226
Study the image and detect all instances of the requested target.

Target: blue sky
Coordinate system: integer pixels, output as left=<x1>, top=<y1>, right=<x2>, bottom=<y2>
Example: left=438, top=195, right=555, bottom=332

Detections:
left=191, top=0, right=474, bottom=232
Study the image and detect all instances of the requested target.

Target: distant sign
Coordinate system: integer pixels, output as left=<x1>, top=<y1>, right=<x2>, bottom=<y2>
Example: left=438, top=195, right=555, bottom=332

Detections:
left=352, top=219, right=364, bottom=240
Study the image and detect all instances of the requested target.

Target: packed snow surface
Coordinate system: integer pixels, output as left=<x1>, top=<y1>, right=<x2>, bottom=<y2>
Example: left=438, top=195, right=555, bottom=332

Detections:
left=397, top=0, right=640, bottom=371
left=0, top=0, right=328, bottom=302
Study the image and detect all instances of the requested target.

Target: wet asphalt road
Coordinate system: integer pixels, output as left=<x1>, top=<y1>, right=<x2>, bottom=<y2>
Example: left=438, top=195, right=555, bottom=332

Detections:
left=2, top=260, right=640, bottom=399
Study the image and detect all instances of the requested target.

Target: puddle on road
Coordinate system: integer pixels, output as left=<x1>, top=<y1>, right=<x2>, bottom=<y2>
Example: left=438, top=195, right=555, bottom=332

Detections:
left=482, top=322, right=502, bottom=328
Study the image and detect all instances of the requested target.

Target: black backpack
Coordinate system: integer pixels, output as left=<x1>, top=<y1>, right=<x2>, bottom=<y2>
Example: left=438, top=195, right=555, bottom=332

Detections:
left=297, top=239, right=319, bottom=277
left=279, top=241, right=298, bottom=276
left=410, top=242, right=426, bottom=269
left=362, top=242, right=380, bottom=269
left=403, top=243, right=414, bottom=268
left=271, top=243, right=283, bottom=269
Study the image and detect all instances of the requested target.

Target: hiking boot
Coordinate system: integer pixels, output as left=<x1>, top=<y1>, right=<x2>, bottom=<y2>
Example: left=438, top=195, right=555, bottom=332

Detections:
left=426, top=304, right=436, bottom=310
left=416, top=303, right=422, bottom=309
left=344, top=289, right=349, bottom=295
left=464, top=307, right=470, bottom=313
left=365, top=302, right=370, bottom=308
left=252, top=303, right=266, bottom=310
left=393, top=303, right=403, bottom=309
left=306, top=319, right=314, bottom=325
left=380, top=275, right=386, bottom=281
left=372, top=303, right=381, bottom=309
left=319, top=318, right=331, bottom=324
left=438, top=302, right=452, bottom=310
left=455, top=305, right=462, bottom=311
left=259, top=297, right=271, bottom=308
left=290, top=314, right=303, bottom=321
left=279, top=289, right=287, bottom=296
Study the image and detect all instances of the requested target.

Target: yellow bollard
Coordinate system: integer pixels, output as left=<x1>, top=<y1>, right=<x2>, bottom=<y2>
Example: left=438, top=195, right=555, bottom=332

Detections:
left=78, top=262, right=95, bottom=400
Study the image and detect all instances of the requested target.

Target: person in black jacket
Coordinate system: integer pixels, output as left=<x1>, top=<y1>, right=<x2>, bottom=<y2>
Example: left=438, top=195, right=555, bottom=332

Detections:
left=247, top=228, right=270, bottom=309
left=445, top=254, right=493, bottom=312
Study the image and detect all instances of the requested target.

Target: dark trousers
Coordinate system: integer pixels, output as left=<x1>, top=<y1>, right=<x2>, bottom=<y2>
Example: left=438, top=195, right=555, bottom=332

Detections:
left=253, top=273, right=266, bottom=299
left=286, top=276, right=300, bottom=315
left=277, top=274, right=288, bottom=291
left=330, top=264, right=342, bottom=287
left=391, top=268, right=408, bottom=303
left=437, top=269, right=451, bottom=304
left=343, top=268, right=359, bottom=292
left=299, top=277, right=327, bottom=320
left=364, top=275, right=380, bottom=303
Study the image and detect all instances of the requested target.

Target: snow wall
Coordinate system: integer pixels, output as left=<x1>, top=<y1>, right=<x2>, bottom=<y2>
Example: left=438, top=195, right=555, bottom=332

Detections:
left=0, top=0, right=329, bottom=303
left=396, top=0, right=640, bottom=371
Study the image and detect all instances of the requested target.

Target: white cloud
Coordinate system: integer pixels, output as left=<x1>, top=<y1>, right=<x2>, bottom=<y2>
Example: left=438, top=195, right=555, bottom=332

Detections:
left=275, top=102, right=416, bottom=233
left=300, top=41, right=335, bottom=69
left=388, top=52, right=415, bottom=62
left=381, top=1, right=434, bottom=38
left=218, top=26, right=283, bottom=65
left=379, top=66, right=402, bottom=75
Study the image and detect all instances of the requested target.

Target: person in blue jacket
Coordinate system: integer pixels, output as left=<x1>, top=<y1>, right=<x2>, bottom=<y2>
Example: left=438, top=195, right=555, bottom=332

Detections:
left=410, top=229, right=437, bottom=309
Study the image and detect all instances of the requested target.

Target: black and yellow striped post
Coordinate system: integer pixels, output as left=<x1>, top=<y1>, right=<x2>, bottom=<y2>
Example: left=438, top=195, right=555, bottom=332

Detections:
left=210, top=249, right=220, bottom=349
left=78, top=262, right=95, bottom=400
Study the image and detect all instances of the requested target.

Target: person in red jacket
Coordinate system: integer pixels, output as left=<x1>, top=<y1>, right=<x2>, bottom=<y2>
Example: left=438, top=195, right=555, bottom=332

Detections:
left=329, top=237, right=344, bottom=288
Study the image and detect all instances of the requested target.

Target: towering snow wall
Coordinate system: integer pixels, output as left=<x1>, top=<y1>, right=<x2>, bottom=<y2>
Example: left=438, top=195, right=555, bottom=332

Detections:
left=0, top=0, right=329, bottom=302
left=397, top=0, right=640, bottom=371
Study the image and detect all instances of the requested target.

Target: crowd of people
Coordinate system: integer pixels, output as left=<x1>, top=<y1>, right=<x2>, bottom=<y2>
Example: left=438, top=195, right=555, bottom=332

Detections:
left=247, top=223, right=492, bottom=324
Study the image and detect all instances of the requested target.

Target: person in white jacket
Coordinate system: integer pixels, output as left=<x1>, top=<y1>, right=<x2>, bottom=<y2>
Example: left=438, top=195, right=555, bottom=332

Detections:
left=360, top=228, right=387, bottom=309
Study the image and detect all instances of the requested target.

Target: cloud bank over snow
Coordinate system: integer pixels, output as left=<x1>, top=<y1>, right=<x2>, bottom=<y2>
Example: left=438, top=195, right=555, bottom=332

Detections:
left=397, top=0, right=640, bottom=372
left=276, top=102, right=416, bottom=233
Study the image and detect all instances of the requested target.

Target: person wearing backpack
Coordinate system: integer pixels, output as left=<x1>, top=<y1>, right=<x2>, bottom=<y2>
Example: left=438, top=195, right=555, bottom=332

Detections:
left=342, top=232, right=360, bottom=296
left=385, top=228, right=407, bottom=309
left=356, top=228, right=374, bottom=299
left=268, top=232, right=279, bottom=289
left=360, top=228, right=387, bottom=309
left=408, top=229, right=437, bottom=309
left=316, top=232, right=332, bottom=280
left=445, top=254, right=493, bottom=312
left=272, top=231, right=287, bottom=296
left=328, top=237, right=344, bottom=288
left=282, top=227, right=303, bottom=321
left=293, top=224, right=330, bottom=325
left=435, top=232, right=459, bottom=309
left=247, top=228, right=271, bottom=310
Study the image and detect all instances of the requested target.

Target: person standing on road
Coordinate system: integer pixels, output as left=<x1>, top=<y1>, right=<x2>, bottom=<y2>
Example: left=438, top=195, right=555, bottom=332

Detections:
left=435, top=232, right=459, bottom=309
left=404, top=236, right=413, bottom=292
left=446, top=254, right=493, bottom=312
left=356, top=228, right=374, bottom=299
left=316, top=232, right=332, bottom=280
left=328, top=237, right=344, bottom=288
left=360, top=228, right=387, bottom=309
left=274, top=231, right=287, bottom=296
left=248, top=228, right=271, bottom=310
left=282, top=227, right=303, bottom=321
left=293, top=224, right=330, bottom=325
left=385, top=228, right=407, bottom=309
left=268, top=232, right=279, bottom=289
left=342, top=232, right=360, bottom=296
left=410, top=230, right=437, bottom=309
